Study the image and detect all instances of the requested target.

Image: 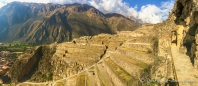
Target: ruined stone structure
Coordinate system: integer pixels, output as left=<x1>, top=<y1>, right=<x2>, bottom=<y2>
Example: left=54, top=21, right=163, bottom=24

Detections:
left=4, top=0, right=198, bottom=86
left=2, top=24, right=156, bottom=86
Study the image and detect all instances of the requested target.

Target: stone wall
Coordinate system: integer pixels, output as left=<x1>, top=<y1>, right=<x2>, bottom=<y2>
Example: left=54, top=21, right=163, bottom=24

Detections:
left=103, top=61, right=124, bottom=86
left=173, top=0, right=198, bottom=69
left=94, top=66, right=101, bottom=86
left=51, top=42, right=107, bottom=80
left=122, top=43, right=151, bottom=52
left=109, top=53, right=140, bottom=76
left=158, top=39, right=171, bottom=57
left=117, top=47, right=153, bottom=64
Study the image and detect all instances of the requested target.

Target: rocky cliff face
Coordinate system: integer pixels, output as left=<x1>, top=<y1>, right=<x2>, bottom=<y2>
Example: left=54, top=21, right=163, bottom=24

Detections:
left=0, top=2, right=139, bottom=44
left=144, top=0, right=198, bottom=85
left=170, top=0, right=198, bottom=69
left=7, top=46, right=43, bottom=82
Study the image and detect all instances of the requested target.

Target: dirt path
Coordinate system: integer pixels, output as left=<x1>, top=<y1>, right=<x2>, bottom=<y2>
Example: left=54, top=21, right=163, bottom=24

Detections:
left=171, top=46, right=198, bottom=86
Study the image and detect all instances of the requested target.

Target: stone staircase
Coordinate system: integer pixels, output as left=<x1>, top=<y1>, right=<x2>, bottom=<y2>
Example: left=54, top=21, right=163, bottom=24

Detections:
left=171, top=46, right=198, bottom=86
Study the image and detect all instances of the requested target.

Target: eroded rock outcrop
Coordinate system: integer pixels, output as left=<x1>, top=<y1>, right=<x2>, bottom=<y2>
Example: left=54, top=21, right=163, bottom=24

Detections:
left=171, top=0, right=198, bottom=69
left=6, top=46, right=43, bottom=82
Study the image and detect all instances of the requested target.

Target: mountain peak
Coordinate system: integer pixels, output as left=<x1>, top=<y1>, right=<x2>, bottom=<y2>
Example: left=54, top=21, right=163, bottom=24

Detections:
left=0, top=2, right=139, bottom=44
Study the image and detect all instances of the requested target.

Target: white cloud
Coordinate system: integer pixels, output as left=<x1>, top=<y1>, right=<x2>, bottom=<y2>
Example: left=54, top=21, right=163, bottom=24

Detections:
left=0, top=0, right=6, bottom=8
left=4, top=0, right=49, bottom=3
left=0, top=2, right=4, bottom=8
left=88, top=0, right=174, bottom=24
left=0, top=0, right=175, bottom=24
left=138, top=5, right=162, bottom=24
left=49, top=0, right=87, bottom=4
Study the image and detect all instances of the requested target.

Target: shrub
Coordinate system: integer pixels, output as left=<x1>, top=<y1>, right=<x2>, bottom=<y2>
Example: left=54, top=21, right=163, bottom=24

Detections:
left=46, top=72, right=53, bottom=81
left=147, top=49, right=152, bottom=53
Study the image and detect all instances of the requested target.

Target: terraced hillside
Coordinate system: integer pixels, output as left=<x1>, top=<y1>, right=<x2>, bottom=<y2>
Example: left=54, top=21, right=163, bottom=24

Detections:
left=0, top=24, right=156, bottom=86
left=3, top=0, right=198, bottom=86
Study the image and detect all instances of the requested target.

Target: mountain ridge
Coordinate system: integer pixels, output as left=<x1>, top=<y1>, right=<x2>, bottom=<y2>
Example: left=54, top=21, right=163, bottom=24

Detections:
left=0, top=2, right=139, bottom=44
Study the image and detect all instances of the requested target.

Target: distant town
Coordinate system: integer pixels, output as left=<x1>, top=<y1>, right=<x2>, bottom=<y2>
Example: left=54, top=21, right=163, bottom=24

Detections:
left=0, top=42, right=35, bottom=77
left=0, top=46, right=14, bottom=77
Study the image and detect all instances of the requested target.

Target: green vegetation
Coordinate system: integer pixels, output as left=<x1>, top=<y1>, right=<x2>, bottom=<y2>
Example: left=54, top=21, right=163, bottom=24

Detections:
left=6, top=53, right=18, bottom=60
left=121, top=55, right=148, bottom=69
left=151, top=36, right=159, bottom=55
left=50, top=49, right=56, bottom=55
left=46, top=72, right=53, bottom=81
left=147, top=49, right=152, bottom=53
left=0, top=43, right=38, bottom=52
left=104, top=57, right=136, bottom=85
left=0, top=43, right=39, bottom=61
left=86, top=75, right=90, bottom=86
left=120, top=47, right=150, bottom=54
left=55, top=82, right=64, bottom=86
left=96, top=66, right=106, bottom=86
left=111, top=52, right=150, bottom=69
left=142, top=81, right=158, bottom=86
left=28, top=46, right=55, bottom=82
left=42, top=46, right=47, bottom=52
left=76, top=74, right=86, bottom=86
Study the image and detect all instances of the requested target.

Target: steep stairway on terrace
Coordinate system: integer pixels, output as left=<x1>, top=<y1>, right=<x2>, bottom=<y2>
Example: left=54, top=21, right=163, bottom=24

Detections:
left=171, top=45, right=198, bottom=86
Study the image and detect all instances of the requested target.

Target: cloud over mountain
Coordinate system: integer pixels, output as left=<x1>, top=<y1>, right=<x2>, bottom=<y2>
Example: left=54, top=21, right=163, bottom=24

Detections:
left=0, top=0, right=174, bottom=24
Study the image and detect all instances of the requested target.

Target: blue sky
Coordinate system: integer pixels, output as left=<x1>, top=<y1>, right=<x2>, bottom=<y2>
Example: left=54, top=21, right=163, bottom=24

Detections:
left=0, top=0, right=175, bottom=24
left=123, top=0, right=171, bottom=10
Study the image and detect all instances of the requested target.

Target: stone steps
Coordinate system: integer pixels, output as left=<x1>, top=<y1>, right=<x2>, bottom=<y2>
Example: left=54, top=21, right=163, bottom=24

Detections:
left=171, top=46, right=198, bottom=86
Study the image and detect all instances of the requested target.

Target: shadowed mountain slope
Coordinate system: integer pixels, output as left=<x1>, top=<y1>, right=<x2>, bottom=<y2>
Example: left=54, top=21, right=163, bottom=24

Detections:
left=0, top=2, right=139, bottom=44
